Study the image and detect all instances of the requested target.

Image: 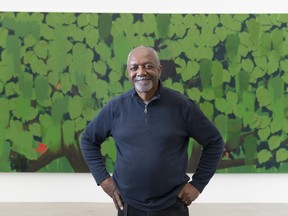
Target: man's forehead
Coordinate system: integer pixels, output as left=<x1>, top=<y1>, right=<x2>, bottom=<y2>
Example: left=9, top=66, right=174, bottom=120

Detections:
left=128, top=50, right=156, bottom=63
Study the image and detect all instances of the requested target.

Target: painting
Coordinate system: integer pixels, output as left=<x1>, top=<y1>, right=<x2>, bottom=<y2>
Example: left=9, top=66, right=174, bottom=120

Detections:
left=0, top=12, right=287, bottom=173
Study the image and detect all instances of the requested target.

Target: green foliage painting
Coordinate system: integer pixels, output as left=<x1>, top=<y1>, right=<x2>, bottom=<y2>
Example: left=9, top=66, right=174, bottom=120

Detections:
left=0, top=12, right=288, bottom=173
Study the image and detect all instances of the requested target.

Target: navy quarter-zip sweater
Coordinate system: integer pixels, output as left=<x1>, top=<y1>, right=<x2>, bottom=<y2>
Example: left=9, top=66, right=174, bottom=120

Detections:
left=81, top=82, right=224, bottom=211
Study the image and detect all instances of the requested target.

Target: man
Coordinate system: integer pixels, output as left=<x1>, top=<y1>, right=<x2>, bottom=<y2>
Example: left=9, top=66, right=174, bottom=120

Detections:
left=81, top=46, right=224, bottom=216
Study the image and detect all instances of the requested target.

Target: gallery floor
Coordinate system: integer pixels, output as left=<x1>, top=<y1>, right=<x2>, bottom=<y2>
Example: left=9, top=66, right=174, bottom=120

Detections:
left=0, top=203, right=287, bottom=216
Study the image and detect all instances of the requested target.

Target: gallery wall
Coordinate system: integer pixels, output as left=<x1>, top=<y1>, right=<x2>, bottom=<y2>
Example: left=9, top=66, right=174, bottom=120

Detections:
left=0, top=0, right=288, bottom=203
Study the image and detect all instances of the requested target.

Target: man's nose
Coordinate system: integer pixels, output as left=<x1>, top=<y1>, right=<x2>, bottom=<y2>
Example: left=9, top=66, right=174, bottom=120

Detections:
left=137, top=65, right=147, bottom=75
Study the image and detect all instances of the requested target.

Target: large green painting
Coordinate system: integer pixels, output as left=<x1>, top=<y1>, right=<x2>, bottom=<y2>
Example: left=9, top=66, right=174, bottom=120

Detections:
left=0, top=12, right=287, bottom=173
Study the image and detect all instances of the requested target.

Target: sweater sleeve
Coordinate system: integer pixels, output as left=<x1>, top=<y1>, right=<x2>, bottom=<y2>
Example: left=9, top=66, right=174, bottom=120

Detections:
left=80, top=103, right=113, bottom=185
left=186, top=100, right=224, bottom=192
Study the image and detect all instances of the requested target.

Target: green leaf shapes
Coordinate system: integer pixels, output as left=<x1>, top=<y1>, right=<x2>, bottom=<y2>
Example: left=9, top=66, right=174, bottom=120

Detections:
left=93, top=60, right=107, bottom=76
left=13, top=97, right=38, bottom=121
left=256, top=86, right=271, bottom=107
left=267, top=50, right=280, bottom=75
left=215, top=98, right=228, bottom=114
left=34, top=40, right=48, bottom=59
left=74, top=117, right=87, bottom=132
left=98, top=14, right=112, bottom=41
left=211, top=60, right=223, bottom=88
left=207, top=14, right=220, bottom=29
left=4, top=81, right=19, bottom=98
left=227, top=118, right=242, bottom=149
left=84, top=25, right=99, bottom=49
left=271, top=28, right=284, bottom=51
left=95, top=42, right=111, bottom=62
left=276, top=148, right=288, bottom=163
left=59, top=73, right=72, bottom=94
left=259, top=32, right=271, bottom=55
left=186, top=88, right=201, bottom=102
left=243, top=135, right=257, bottom=165
left=77, top=14, right=89, bottom=28
left=0, top=82, right=3, bottom=94
left=35, top=75, right=50, bottom=101
left=199, top=58, right=212, bottom=89
left=51, top=96, right=68, bottom=123
left=235, top=70, right=249, bottom=99
left=6, top=35, right=21, bottom=74
left=84, top=71, right=97, bottom=93
left=268, top=76, right=283, bottom=103
left=215, top=114, right=228, bottom=140
left=200, top=101, right=214, bottom=121
left=142, top=14, right=157, bottom=36
left=258, top=149, right=273, bottom=164
left=0, top=98, right=10, bottom=126
left=246, top=18, right=260, bottom=49
left=11, top=130, right=37, bottom=160
left=46, top=13, right=75, bottom=27
left=0, top=27, right=8, bottom=47
left=258, top=127, right=271, bottom=141
left=29, top=123, right=41, bottom=137
left=170, top=82, right=184, bottom=95
left=201, top=89, right=215, bottom=101
left=241, top=59, right=254, bottom=73
left=250, top=67, right=266, bottom=84
left=94, top=79, right=108, bottom=99
left=70, top=43, right=93, bottom=75
left=201, top=26, right=219, bottom=48
left=156, top=14, right=171, bottom=39
left=170, top=14, right=186, bottom=38
left=268, top=135, right=281, bottom=151
left=220, top=14, right=242, bottom=32
left=30, top=53, right=48, bottom=75
left=215, top=26, right=227, bottom=43
left=47, top=26, right=73, bottom=74
left=62, top=120, right=75, bottom=147
left=181, top=61, right=199, bottom=82
left=43, top=123, right=61, bottom=152
left=255, top=14, right=272, bottom=29
left=68, top=96, right=84, bottom=120
left=0, top=54, right=14, bottom=83
left=226, top=34, right=240, bottom=61
left=101, top=137, right=116, bottom=172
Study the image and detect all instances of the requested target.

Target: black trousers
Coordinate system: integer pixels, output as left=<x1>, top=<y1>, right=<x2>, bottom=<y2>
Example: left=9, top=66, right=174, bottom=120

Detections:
left=118, top=199, right=189, bottom=216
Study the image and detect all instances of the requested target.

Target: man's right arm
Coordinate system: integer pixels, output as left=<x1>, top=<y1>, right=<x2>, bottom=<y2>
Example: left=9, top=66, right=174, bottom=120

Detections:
left=80, top=105, right=113, bottom=185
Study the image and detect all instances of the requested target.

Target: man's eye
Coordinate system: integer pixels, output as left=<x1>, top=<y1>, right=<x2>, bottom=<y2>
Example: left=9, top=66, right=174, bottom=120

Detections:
left=131, top=66, right=138, bottom=71
left=144, top=64, right=154, bottom=69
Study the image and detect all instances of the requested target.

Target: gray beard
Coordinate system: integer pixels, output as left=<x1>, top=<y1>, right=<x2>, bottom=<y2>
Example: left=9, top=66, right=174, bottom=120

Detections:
left=134, top=80, right=153, bottom=93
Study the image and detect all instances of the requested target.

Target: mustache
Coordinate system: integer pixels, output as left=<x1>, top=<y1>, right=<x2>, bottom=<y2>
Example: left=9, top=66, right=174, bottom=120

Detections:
left=134, top=76, right=151, bottom=82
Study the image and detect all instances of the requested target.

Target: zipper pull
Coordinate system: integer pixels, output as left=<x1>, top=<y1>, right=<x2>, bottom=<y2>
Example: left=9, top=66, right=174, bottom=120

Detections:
left=144, top=104, right=148, bottom=113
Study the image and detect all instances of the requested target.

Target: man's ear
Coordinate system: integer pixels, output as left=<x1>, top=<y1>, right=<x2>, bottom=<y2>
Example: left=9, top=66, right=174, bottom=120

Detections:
left=158, top=65, right=163, bottom=78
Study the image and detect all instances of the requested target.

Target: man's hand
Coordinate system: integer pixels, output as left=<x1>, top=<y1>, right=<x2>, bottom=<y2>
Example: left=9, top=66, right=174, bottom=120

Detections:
left=100, top=177, right=123, bottom=210
left=178, top=183, right=200, bottom=206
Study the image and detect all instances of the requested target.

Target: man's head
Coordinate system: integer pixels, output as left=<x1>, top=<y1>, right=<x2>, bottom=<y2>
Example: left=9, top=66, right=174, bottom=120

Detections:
left=127, top=46, right=162, bottom=99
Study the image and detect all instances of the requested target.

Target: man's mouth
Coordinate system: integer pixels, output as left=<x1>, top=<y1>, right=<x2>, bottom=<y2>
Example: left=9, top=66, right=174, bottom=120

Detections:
left=134, top=77, right=151, bottom=82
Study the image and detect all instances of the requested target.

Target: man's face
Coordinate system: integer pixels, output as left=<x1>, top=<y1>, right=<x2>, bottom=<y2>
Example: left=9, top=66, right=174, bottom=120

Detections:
left=127, top=48, right=162, bottom=94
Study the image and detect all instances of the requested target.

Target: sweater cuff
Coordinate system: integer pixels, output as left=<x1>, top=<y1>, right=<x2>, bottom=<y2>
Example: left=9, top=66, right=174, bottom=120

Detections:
left=189, top=180, right=205, bottom=193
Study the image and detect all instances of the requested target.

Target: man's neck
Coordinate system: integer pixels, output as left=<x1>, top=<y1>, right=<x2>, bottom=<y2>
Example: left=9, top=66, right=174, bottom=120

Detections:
left=136, top=86, right=158, bottom=102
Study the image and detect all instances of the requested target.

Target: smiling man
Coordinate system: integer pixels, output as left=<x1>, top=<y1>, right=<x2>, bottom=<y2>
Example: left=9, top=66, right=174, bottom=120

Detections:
left=81, top=46, right=224, bottom=216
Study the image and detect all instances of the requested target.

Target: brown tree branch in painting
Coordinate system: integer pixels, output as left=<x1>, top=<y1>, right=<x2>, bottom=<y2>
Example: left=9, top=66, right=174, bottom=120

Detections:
left=10, top=149, right=63, bottom=172
left=63, top=144, right=90, bottom=172
left=10, top=144, right=89, bottom=172
left=9, top=129, right=89, bottom=172
left=187, top=131, right=258, bottom=172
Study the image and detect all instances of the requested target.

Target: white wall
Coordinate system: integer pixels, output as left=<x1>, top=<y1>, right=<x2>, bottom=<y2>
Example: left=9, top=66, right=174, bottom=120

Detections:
left=1, top=0, right=288, bottom=203
left=1, top=173, right=288, bottom=203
